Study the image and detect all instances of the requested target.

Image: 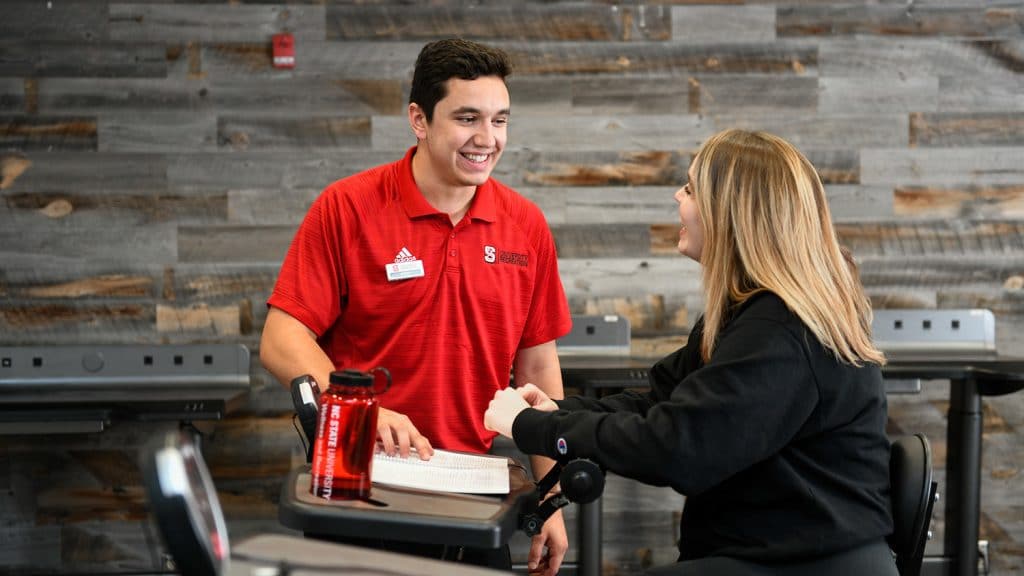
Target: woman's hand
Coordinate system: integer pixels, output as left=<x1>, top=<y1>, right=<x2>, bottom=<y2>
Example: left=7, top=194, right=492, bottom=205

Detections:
left=484, top=387, right=530, bottom=438
left=516, top=382, right=559, bottom=412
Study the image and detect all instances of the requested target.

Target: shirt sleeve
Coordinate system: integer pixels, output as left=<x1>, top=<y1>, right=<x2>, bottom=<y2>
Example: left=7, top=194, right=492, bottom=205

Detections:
left=517, top=216, right=571, bottom=349
left=512, top=316, right=820, bottom=495
left=267, top=189, right=346, bottom=336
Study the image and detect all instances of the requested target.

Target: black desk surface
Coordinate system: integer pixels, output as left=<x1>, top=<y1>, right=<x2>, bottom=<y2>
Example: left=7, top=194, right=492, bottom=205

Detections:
left=279, top=463, right=535, bottom=549
left=558, top=353, right=1024, bottom=396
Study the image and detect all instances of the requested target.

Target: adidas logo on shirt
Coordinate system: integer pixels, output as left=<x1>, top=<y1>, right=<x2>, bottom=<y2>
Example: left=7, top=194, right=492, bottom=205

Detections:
left=394, top=247, right=417, bottom=263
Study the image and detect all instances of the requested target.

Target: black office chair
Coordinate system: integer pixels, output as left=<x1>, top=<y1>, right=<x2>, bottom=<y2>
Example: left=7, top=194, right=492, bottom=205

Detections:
left=141, top=430, right=229, bottom=576
left=887, top=433, right=939, bottom=576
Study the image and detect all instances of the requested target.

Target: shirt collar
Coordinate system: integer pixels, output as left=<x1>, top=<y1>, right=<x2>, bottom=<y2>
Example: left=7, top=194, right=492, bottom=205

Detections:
left=396, top=146, right=496, bottom=223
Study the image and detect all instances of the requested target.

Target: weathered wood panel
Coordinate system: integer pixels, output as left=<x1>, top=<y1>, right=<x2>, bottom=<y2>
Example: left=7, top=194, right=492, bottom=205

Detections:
left=1, top=274, right=154, bottom=300
left=0, top=116, right=97, bottom=151
left=569, top=76, right=690, bottom=115
left=553, top=224, right=652, bottom=258
left=200, top=41, right=421, bottom=80
left=707, top=113, right=909, bottom=149
left=824, top=185, right=895, bottom=220
left=515, top=187, right=568, bottom=224
left=560, top=186, right=679, bottom=225
left=169, top=263, right=279, bottom=303
left=837, top=221, right=1024, bottom=256
left=895, top=185, right=1024, bottom=218
left=156, top=302, right=243, bottom=337
left=1, top=2, right=1022, bottom=575
left=198, top=78, right=407, bottom=116
left=327, top=4, right=671, bottom=42
left=108, top=4, right=326, bottom=43
left=0, top=42, right=167, bottom=78
left=227, top=188, right=320, bottom=226
left=0, top=79, right=24, bottom=112
left=670, top=5, right=776, bottom=44
left=504, top=76, right=573, bottom=115
left=377, top=115, right=708, bottom=152
left=862, top=147, right=1024, bottom=186
left=910, top=112, right=1024, bottom=147
left=690, top=75, right=817, bottom=114
left=939, top=74, right=1024, bottom=112
left=3, top=190, right=226, bottom=226
left=32, top=78, right=198, bottom=114
left=778, top=4, right=1024, bottom=38
left=218, top=116, right=371, bottom=150
left=0, top=2, right=109, bottom=43
left=804, top=149, right=860, bottom=184
left=502, top=41, right=818, bottom=76
left=166, top=150, right=395, bottom=192
left=819, top=76, right=939, bottom=114
left=177, top=225, right=294, bottom=264
left=496, top=150, right=690, bottom=188
left=819, top=38, right=1023, bottom=78
left=0, top=301, right=155, bottom=344
left=859, top=254, right=1024, bottom=288
left=99, top=111, right=217, bottom=153
left=558, top=257, right=702, bottom=301
left=0, top=152, right=167, bottom=193
left=0, top=222, right=177, bottom=265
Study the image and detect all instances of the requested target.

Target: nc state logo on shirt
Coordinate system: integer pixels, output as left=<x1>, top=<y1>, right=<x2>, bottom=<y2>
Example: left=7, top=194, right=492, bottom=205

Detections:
left=483, top=245, right=529, bottom=267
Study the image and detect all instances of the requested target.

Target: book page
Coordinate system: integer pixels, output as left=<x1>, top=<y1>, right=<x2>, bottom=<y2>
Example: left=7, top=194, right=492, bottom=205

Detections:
left=372, top=448, right=510, bottom=494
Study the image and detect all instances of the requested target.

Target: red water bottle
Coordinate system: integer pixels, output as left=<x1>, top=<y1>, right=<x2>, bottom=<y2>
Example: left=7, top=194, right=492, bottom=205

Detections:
left=310, top=367, right=390, bottom=500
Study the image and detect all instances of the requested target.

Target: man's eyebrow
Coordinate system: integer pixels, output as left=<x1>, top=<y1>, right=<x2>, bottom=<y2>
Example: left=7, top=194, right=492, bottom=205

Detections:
left=450, top=106, right=510, bottom=116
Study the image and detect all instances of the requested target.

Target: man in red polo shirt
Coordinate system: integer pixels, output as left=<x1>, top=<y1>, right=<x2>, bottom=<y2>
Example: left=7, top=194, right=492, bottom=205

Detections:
left=260, top=39, right=570, bottom=575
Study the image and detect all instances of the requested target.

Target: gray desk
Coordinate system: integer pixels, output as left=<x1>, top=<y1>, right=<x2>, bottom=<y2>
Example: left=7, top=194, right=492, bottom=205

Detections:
left=559, top=354, right=1024, bottom=576
left=230, top=534, right=506, bottom=575
left=0, top=344, right=250, bottom=434
left=279, top=463, right=535, bottom=550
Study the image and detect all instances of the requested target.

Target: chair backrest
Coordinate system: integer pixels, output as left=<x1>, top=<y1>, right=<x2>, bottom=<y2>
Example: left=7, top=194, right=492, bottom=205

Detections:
left=887, top=433, right=938, bottom=576
left=141, top=430, right=229, bottom=576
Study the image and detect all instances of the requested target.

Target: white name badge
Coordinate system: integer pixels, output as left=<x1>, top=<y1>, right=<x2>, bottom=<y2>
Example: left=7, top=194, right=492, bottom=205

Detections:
left=385, top=259, right=425, bottom=282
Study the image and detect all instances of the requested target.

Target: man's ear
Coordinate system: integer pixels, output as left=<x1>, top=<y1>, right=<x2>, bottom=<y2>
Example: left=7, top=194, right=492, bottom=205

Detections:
left=408, top=103, right=428, bottom=140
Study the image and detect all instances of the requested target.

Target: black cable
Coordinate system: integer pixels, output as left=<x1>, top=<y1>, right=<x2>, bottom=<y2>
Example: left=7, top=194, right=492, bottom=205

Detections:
left=291, top=413, right=309, bottom=457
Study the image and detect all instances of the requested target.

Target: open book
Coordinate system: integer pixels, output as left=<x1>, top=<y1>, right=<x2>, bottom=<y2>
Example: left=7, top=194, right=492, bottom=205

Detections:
left=372, top=448, right=510, bottom=494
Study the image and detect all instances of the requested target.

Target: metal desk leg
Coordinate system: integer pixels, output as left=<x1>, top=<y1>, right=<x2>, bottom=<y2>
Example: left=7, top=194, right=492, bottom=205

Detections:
left=946, top=378, right=982, bottom=576
left=578, top=498, right=602, bottom=576
left=576, top=382, right=602, bottom=576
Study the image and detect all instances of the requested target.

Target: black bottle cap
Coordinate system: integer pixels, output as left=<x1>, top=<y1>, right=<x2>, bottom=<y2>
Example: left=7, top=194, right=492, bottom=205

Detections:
left=330, top=369, right=373, bottom=387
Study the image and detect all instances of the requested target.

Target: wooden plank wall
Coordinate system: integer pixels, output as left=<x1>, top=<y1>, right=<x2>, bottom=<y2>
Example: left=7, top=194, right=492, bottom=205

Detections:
left=0, top=1, right=1022, bottom=574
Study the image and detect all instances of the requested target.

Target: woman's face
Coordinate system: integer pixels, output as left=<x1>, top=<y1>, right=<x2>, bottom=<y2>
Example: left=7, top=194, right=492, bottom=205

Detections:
left=673, top=166, right=704, bottom=262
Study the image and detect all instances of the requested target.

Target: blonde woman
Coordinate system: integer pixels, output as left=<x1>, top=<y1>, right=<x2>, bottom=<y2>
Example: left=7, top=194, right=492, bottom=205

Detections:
left=486, top=130, right=896, bottom=575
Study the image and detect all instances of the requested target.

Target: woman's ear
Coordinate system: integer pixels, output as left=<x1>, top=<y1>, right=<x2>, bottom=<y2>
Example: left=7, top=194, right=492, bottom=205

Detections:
left=408, top=103, right=428, bottom=140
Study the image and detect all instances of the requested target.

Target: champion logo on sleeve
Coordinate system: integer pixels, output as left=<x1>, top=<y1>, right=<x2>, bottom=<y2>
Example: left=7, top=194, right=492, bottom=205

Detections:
left=556, top=437, right=568, bottom=456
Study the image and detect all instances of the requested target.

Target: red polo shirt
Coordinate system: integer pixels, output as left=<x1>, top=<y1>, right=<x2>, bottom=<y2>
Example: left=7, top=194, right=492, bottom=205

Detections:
left=269, top=147, right=571, bottom=453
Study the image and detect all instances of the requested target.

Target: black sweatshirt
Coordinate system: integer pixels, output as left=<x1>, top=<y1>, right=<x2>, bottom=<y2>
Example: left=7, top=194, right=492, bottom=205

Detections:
left=513, top=292, right=893, bottom=562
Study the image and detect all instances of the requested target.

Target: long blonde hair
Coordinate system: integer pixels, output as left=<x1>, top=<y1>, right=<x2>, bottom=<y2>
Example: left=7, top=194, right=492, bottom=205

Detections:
left=691, top=129, right=885, bottom=366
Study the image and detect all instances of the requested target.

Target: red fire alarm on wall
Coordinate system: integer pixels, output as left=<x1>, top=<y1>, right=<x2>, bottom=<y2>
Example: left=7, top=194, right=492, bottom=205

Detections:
left=272, top=33, right=295, bottom=69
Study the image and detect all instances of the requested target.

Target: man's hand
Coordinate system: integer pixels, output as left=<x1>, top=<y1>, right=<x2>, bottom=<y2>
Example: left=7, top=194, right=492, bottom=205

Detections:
left=516, top=383, right=559, bottom=412
left=529, top=508, right=568, bottom=576
left=376, top=407, right=433, bottom=459
left=484, top=387, right=530, bottom=438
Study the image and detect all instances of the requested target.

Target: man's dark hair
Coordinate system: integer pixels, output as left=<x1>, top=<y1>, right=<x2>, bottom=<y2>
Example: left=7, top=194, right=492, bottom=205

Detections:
left=409, top=38, right=512, bottom=122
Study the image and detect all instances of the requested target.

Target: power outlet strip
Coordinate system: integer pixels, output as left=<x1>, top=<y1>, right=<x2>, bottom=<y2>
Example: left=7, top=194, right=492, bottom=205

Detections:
left=0, top=344, right=249, bottom=388
left=558, top=315, right=631, bottom=356
left=0, top=344, right=250, bottom=433
left=872, top=309, right=996, bottom=356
